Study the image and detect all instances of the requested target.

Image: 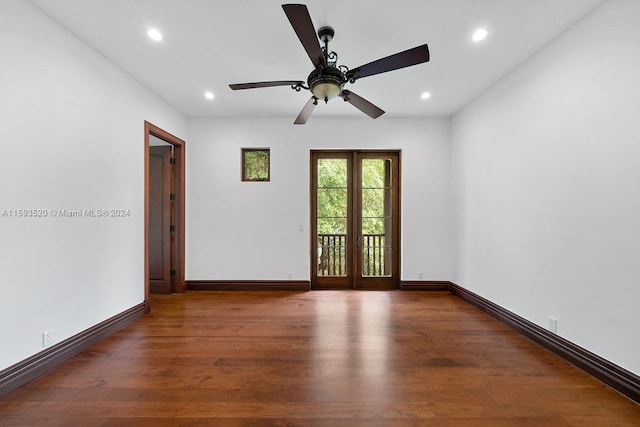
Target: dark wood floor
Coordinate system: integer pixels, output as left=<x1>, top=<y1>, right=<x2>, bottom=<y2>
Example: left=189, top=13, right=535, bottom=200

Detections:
left=0, top=291, right=638, bottom=426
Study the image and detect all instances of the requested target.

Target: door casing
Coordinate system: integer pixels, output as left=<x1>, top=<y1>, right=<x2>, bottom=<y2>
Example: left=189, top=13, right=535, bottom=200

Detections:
left=144, top=121, right=186, bottom=297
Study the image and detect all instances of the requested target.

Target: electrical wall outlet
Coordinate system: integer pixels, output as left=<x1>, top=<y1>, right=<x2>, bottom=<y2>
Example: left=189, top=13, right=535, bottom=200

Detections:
left=42, top=329, right=54, bottom=348
left=548, top=317, right=557, bottom=333
left=418, top=272, right=424, bottom=280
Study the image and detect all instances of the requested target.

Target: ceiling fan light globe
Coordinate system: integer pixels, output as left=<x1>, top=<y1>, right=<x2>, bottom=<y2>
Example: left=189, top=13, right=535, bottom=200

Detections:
left=311, top=82, right=342, bottom=101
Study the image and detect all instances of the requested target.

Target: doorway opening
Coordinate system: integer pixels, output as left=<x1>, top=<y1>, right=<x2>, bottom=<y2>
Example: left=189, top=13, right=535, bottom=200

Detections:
left=144, top=121, right=185, bottom=296
left=311, top=150, right=400, bottom=290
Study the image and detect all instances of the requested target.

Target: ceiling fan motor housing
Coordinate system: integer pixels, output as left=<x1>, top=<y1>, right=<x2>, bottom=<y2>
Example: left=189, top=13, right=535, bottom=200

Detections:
left=308, top=65, right=346, bottom=102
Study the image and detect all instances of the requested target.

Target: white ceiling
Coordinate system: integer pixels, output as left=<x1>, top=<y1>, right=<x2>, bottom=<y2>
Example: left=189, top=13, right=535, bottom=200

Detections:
left=29, top=0, right=605, bottom=120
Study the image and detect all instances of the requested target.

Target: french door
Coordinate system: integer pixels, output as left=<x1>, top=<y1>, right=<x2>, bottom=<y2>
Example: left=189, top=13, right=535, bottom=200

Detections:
left=311, top=150, right=400, bottom=289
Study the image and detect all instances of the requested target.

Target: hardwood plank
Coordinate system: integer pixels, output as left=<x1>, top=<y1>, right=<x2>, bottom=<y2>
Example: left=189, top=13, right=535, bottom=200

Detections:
left=0, top=291, right=638, bottom=426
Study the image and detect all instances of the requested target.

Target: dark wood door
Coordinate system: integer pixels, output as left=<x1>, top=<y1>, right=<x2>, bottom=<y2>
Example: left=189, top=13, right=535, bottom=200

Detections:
left=311, top=151, right=400, bottom=290
left=148, top=146, right=173, bottom=294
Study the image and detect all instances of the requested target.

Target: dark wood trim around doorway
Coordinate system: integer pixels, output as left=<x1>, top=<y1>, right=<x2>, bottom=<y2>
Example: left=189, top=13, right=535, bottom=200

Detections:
left=144, top=121, right=186, bottom=297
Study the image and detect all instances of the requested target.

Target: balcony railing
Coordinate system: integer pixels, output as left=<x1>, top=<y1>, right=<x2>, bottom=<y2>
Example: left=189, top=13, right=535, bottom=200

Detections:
left=317, top=233, right=388, bottom=277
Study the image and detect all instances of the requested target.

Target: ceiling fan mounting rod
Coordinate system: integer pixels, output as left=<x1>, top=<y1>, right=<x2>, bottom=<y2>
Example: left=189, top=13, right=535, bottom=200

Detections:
left=323, top=37, right=329, bottom=65
left=318, top=26, right=336, bottom=66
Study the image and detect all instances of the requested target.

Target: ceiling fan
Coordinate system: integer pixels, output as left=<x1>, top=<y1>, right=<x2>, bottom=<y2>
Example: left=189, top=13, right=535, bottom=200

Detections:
left=229, top=4, right=430, bottom=124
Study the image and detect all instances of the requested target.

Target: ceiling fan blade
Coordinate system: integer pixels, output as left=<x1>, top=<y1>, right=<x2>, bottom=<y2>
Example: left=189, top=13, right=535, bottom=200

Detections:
left=294, top=97, right=317, bottom=125
left=346, top=44, right=430, bottom=81
left=229, top=80, right=304, bottom=90
left=340, top=90, right=385, bottom=119
left=282, top=4, right=324, bottom=68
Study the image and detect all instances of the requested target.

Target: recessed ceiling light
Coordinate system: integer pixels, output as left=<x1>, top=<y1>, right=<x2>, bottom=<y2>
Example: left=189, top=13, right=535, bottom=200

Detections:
left=204, top=91, right=215, bottom=100
left=472, top=28, right=488, bottom=42
left=147, top=28, right=163, bottom=41
left=421, top=92, right=431, bottom=100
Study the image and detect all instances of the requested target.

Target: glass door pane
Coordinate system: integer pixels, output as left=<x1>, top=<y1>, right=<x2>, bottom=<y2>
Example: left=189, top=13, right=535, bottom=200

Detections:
left=317, top=158, right=348, bottom=277
left=360, top=158, right=392, bottom=277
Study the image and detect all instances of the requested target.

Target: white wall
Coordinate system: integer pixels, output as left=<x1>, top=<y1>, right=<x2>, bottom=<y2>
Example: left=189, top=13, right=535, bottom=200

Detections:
left=186, top=117, right=451, bottom=281
left=452, top=0, right=640, bottom=375
left=0, top=1, right=186, bottom=370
